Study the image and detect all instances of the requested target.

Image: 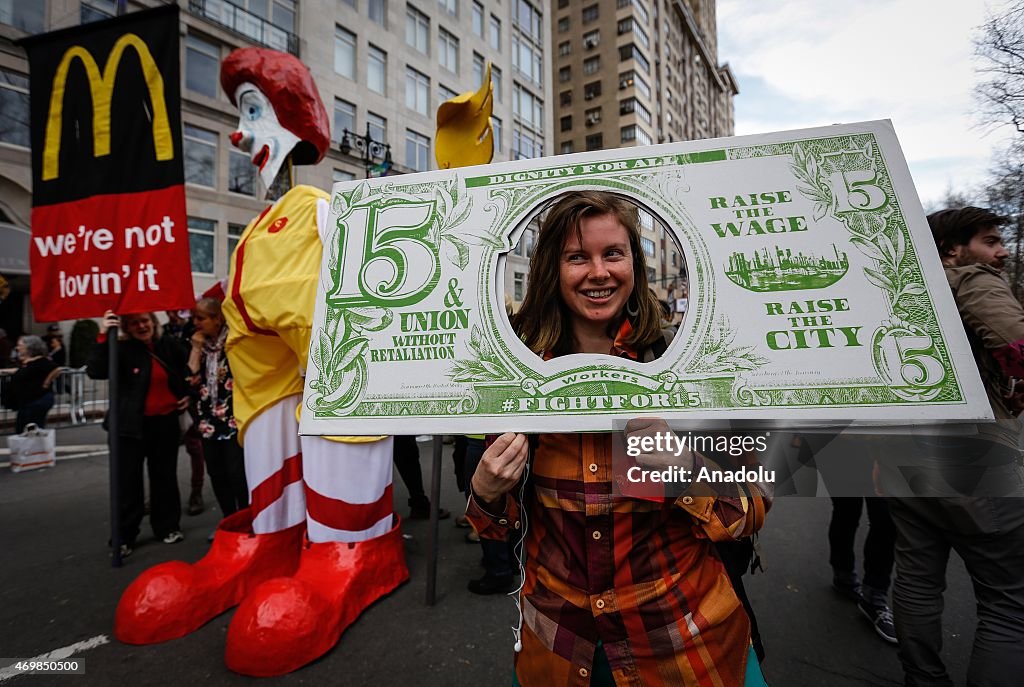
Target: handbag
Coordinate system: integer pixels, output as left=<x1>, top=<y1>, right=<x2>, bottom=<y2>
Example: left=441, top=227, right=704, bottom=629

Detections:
left=8, top=423, right=57, bottom=473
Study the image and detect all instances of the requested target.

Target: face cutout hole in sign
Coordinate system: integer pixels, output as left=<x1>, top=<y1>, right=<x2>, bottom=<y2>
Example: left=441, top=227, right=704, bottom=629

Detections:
left=503, top=190, right=688, bottom=361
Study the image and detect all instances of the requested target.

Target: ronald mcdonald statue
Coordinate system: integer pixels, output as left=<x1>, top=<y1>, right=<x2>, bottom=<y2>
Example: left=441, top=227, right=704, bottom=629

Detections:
left=112, top=46, right=491, bottom=676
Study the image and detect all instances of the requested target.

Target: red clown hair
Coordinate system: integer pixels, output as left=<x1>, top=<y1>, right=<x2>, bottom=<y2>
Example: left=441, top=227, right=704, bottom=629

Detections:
left=220, top=48, right=330, bottom=166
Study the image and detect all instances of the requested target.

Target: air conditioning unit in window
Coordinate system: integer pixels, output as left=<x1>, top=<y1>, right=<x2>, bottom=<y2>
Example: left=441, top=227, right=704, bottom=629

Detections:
left=585, top=91, right=596, bottom=100
left=586, top=114, right=600, bottom=126
left=585, top=38, right=597, bottom=49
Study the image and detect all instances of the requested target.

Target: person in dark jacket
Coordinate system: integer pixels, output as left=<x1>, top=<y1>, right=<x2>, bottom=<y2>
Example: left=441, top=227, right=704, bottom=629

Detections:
left=87, top=311, right=190, bottom=556
left=2, top=335, right=58, bottom=433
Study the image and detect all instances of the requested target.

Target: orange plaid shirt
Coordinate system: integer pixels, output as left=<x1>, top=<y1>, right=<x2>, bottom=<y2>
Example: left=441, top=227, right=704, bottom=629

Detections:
left=467, top=324, right=769, bottom=687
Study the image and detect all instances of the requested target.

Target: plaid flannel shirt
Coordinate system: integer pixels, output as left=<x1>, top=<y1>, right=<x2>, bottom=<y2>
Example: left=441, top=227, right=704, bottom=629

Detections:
left=466, top=323, right=769, bottom=687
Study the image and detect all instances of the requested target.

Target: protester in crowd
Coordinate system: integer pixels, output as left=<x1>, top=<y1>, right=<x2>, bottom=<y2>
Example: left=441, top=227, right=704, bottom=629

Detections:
left=187, top=298, right=247, bottom=522
left=393, top=435, right=450, bottom=520
left=884, top=207, right=1024, bottom=686
left=45, top=324, right=66, bottom=367
left=798, top=434, right=898, bottom=644
left=461, top=434, right=520, bottom=595
left=87, top=311, right=190, bottom=557
left=0, top=328, right=13, bottom=366
left=2, top=335, right=58, bottom=433
left=467, top=191, right=769, bottom=686
left=165, top=308, right=205, bottom=516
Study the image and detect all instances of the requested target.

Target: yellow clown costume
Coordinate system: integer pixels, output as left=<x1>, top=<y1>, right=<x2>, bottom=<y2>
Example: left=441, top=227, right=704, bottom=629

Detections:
left=111, top=48, right=408, bottom=679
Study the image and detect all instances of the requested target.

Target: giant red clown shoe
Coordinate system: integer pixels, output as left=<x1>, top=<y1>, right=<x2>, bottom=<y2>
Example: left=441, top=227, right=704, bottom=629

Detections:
left=113, top=48, right=409, bottom=677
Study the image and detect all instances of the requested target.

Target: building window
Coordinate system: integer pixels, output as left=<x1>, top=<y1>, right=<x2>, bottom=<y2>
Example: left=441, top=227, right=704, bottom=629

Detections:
left=558, top=16, right=569, bottom=33
left=512, top=129, right=542, bottom=159
left=439, top=83, right=458, bottom=107
left=334, top=25, right=356, bottom=79
left=489, top=14, right=502, bottom=51
left=439, top=0, right=457, bottom=15
left=367, top=112, right=387, bottom=144
left=647, top=265, right=656, bottom=282
left=0, top=1, right=44, bottom=32
left=619, top=69, right=651, bottom=98
left=584, top=107, right=601, bottom=125
left=473, top=53, right=485, bottom=88
left=334, top=99, right=356, bottom=140
left=582, top=29, right=599, bottom=49
left=341, top=0, right=356, bottom=7
left=619, top=44, right=650, bottom=73
left=559, top=66, right=571, bottom=83
left=188, top=217, right=216, bottom=275
left=582, top=4, right=598, bottom=23
left=513, top=35, right=543, bottom=85
left=368, top=45, right=387, bottom=94
left=621, top=125, right=652, bottom=145
left=405, top=67, right=430, bottom=115
left=560, top=115, right=572, bottom=132
left=617, top=0, right=649, bottom=23
left=185, top=34, right=219, bottom=99
left=406, top=5, right=430, bottom=54
left=81, top=1, right=115, bottom=23
left=558, top=41, right=571, bottom=57
left=492, top=65, right=503, bottom=102
left=620, top=97, right=652, bottom=124
left=514, top=272, right=525, bottom=301
left=513, top=85, right=544, bottom=131
left=583, top=55, right=600, bottom=75
left=514, top=0, right=543, bottom=43
left=227, top=222, right=246, bottom=261
left=583, top=80, right=601, bottom=100
left=558, top=0, right=569, bottom=7
left=559, top=89, right=572, bottom=107
left=0, top=69, right=30, bottom=148
left=439, top=28, right=459, bottom=73
left=641, top=236, right=655, bottom=258
left=406, top=129, right=430, bottom=171
left=585, top=133, right=602, bottom=151
left=228, top=151, right=256, bottom=196
left=472, top=1, right=484, bottom=36
left=617, top=17, right=650, bottom=49
left=638, top=208, right=654, bottom=230
left=560, top=141, right=573, bottom=154
left=492, top=116, right=502, bottom=152
left=368, top=0, right=387, bottom=25
left=333, top=169, right=357, bottom=183
left=184, top=125, right=217, bottom=188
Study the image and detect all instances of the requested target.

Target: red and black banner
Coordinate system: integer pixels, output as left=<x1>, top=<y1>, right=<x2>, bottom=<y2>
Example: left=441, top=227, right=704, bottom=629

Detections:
left=22, top=4, right=193, bottom=320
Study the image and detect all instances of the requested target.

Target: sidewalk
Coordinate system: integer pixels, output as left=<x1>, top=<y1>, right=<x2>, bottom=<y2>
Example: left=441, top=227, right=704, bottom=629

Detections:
left=0, top=435, right=977, bottom=685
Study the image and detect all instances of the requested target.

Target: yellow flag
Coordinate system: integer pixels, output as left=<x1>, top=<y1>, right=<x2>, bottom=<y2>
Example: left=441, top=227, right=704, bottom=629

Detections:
left=435, top=62, right=494, bottom=169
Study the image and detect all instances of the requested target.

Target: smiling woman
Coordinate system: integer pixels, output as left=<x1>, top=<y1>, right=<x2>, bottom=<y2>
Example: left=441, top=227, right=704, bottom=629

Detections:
left=513, top=191, right=678, bottom=359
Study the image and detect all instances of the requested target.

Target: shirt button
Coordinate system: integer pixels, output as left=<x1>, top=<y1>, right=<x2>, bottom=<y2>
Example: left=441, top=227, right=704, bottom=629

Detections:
left=578, top=668, right=589, bottom=678
left=681, top=496, right=694, bottom=505
left=592, top=530, right=602, bottom=540
left=589, top=463, right=598, bottom=473
left=595, top=599, right=606, bottom=609
left=514, top=520, right=521, bottom=529
left=498, top=518, right=508, bottom=525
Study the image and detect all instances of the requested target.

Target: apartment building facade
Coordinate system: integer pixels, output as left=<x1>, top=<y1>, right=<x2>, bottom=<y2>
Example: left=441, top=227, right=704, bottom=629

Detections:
left=551, top=0, right=737, bottom=312
left=0, top=0, right=552, bottom=335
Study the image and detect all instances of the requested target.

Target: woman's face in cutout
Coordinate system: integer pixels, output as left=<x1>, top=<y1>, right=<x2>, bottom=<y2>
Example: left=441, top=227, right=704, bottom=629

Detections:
left=558, top=213, right=635, bottom=333
left=193, top=307, right=224, bottom=338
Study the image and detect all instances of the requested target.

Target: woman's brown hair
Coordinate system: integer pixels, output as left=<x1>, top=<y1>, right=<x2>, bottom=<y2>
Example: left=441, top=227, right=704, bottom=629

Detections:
left=513, top=191, right=664, bottom=357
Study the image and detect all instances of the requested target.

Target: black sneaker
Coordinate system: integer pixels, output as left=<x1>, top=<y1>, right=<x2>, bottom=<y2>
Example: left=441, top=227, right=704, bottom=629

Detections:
left=467, top=575, right=514, bottom=595
left=858, top=598, right=898, bottom=644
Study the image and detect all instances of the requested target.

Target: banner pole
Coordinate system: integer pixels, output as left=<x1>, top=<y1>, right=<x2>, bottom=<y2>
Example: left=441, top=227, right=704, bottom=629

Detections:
left=108, top=327, right=122, bottom=568
left=425, top=434, right=443, bottom=605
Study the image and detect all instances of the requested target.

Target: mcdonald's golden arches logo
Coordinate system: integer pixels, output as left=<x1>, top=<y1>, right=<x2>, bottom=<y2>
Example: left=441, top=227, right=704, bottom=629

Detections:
left=42, top=33, right=173, bottom=181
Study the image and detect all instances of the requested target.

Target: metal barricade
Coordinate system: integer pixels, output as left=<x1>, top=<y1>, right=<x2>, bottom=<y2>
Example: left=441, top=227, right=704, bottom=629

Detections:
left=1, top=367, right=108, bottom=434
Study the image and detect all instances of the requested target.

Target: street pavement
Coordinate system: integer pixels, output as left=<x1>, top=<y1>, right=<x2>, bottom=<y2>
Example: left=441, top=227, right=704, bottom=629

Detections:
left=0, top=425, right=978, bottom=686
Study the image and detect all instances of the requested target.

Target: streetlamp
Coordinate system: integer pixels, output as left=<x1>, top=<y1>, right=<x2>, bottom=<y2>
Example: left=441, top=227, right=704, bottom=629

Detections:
left=339, top=123, right=393, bottom=178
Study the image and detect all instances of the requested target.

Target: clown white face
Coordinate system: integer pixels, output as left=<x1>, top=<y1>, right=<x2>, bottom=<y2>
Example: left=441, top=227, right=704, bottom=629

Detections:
left=231, top=83, right=301, bottom=191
